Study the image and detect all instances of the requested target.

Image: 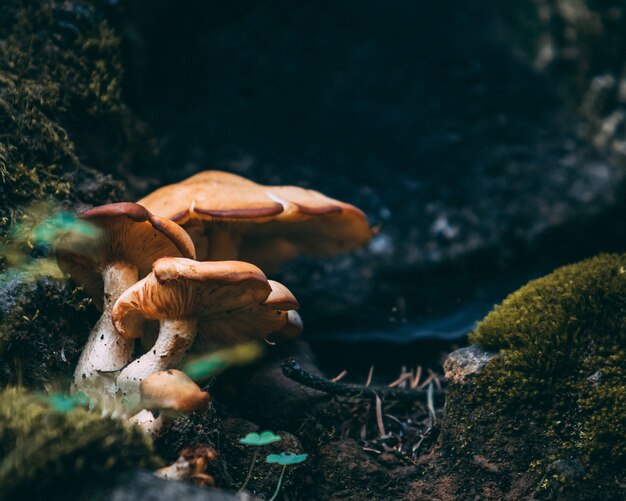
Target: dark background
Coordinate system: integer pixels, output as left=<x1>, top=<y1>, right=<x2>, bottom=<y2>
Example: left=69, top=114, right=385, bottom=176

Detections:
left=109, top=0, right=626, bottom=368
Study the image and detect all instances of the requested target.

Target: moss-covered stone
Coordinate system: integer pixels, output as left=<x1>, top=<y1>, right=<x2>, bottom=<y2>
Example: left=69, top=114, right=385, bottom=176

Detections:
left=0, top=387, right=161, bottom=498
left=0, top=0, right=157, bottom=388
left=445, top=254, right=626, bottom=499
left=0, top=0, right=136, bottom=226
left=0, top=274, right=98, bottom=388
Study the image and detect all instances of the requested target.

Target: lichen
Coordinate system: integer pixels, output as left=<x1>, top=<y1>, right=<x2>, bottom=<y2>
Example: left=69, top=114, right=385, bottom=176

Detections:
left=0, top=387, right=161, bottom=498
left=448, top=254, right=626, bottom=498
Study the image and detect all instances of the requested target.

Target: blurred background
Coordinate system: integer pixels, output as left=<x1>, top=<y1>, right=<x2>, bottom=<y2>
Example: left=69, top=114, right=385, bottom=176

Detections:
left=4, top=0, right=626, bottom=378
left=101, top=0, right=626, bottom=371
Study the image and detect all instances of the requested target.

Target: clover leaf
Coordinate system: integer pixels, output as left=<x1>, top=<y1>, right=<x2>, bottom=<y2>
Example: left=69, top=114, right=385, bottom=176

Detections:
left=265, top=452, right=308, bottom=501
left=266, top=452, right=308, bottom=465
left=184, top=342, right=263, bottom=382
left=238, top=430, right=282, bottom=492
left=240, top=431, right=281, bottom=446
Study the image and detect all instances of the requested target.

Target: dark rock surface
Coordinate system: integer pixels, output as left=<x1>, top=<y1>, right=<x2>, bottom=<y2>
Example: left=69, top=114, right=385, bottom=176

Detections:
left=214, top=341, right=329, bottom=428
left=78, top=470, right=255, bottom=501
left=0, top=0, right=149, bottom=388
left=0, top=275, right=96, bottom=387
left=492, top=1, right=626, bottom=165
left=121, top=0, right=626, bottom=344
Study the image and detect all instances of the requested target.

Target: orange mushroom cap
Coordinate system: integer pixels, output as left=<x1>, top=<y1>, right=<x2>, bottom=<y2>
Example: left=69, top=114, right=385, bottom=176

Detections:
left=112, top=257, right=300, bottom=349
left=138, top=170, right=372, bottom=267
left=55, top=203, right=196, bottom=308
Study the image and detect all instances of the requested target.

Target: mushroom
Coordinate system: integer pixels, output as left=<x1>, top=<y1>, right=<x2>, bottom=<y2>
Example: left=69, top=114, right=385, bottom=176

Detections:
left=137, top=170, right=372, bottom=269
left=140, top=369, right=210, bottom=416
left=128, top=409, right=163, bottom=436
left=269, top=310, right=304, bottom=343
left=264, top=281, right=304, bottom=343
left=155, top=446, right=218, bottom=484
left=54, top=202, right=195, bottom=409
left=112, top=257, right=299, bottom=412
left=130, top=369, right=210, bottom=435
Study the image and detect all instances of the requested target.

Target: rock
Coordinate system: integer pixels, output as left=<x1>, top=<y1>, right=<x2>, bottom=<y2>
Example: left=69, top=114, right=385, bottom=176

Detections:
left=0, top=275, right=96, bottom=388
left=586, top=370, right=604, bottom=385
left=214, top=341, right=329, bottom=429
left=442, top=255, right=626, bottom=499
left=443, top=345, right=496, bottom=384
left=77, top=470, right=256, bottom=501
left=547, top=459, right=585, bottom=482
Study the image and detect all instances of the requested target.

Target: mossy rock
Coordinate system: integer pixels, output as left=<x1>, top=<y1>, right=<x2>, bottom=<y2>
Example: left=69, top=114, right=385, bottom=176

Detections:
left=0, top=387, right=161, bottom=499
left=445, top=254, right=626, bottom=499
left=0, top=274, right=98, bottom=388
left=0, top=0, right=134, bottom=225
left=0, top=0, right=155, bottom=388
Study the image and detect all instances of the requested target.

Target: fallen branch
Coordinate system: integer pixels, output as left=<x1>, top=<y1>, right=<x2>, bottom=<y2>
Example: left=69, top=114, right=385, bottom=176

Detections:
left=280, top=358, right=444, bottom=401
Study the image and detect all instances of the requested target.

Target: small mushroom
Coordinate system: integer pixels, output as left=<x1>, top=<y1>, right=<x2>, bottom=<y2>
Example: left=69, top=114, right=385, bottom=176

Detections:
left=155, top=446, right=218, bottom=484
left=269, top=310, right=304, bottom=343
left=140, top=369, right=210, bottom=416
left=130, top=369, right=209, bottom=435
left=138, top=170, right=372, bottom=269
left=54, top=202, right=195, bottom=409
left=112, top=257, right=299, bottom=412
left=264, top=281, right=304, bottom=343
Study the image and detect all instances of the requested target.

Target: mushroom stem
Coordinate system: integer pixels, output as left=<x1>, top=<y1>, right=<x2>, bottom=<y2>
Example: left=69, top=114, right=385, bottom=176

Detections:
left=206, top=227, right=241, bottom=261
left=129, top=409, right=164, bottom=436
left=73, top=261, right=137, bottom=408
left=116, top=318, right=198, bottom=413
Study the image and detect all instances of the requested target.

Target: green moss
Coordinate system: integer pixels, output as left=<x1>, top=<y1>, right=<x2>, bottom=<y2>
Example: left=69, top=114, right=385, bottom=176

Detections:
left=456, top=253, right=626, bottom=497
left=0, top=387, right=161, bottom=498
left=0, top=0, right=152, bottom=229
left=0, top=275, right=98, bottom=388
left=0, top=0, right=156, bottom=388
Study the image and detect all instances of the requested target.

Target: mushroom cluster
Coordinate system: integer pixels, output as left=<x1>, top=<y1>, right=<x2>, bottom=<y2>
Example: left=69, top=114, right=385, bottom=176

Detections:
left=54, top=171, right=371, bottom=431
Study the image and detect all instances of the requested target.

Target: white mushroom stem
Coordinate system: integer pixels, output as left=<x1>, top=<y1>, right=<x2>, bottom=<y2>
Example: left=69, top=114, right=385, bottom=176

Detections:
left=129, top=409, right=164, bottom=436
left=116, top=318, right=198, bottom=413
left=73, top=262, right=137, bottom=406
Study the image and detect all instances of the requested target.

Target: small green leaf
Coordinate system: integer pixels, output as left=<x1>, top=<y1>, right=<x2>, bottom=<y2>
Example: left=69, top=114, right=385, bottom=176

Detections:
left=266, top=452, right=308, bottom=465
left=183, top=342, right=263, bottom=382
left=183, top=357, right=228, bottom=381
left=240, top=431, right=281, bottom=446
left=32, top=212, right=98, bottom=244
left=42, top=392, right=89, bottom=413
